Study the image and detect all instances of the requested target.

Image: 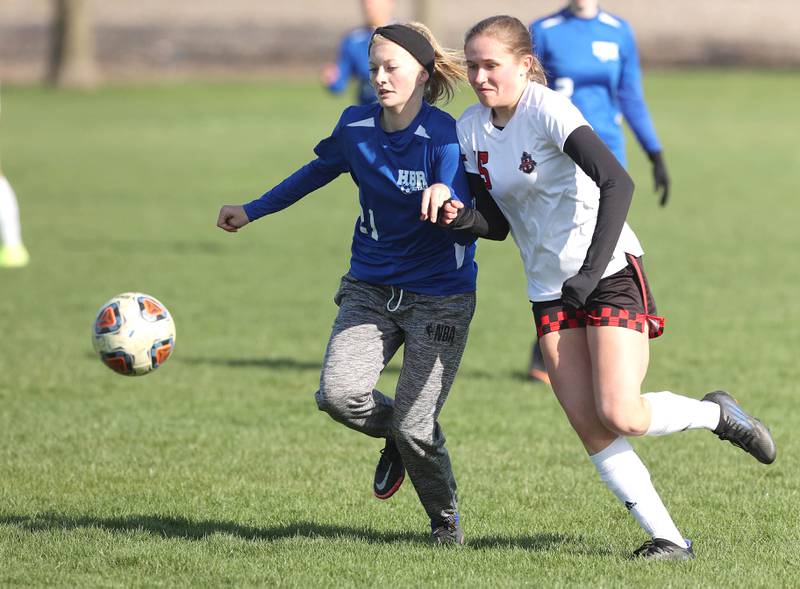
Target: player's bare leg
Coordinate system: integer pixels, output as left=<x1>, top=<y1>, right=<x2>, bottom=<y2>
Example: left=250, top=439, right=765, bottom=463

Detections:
left=587, top=324, right=776, bottom=464
left=541, top=327, right=691, bottom=559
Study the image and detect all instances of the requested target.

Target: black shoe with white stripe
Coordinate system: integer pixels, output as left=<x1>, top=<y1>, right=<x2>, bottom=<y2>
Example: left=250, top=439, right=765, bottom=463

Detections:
left=631, top=538, right=694, bottom=561
left=703, top=390, right=776, bottom=464
left=373, top=438, right=404, bottom=499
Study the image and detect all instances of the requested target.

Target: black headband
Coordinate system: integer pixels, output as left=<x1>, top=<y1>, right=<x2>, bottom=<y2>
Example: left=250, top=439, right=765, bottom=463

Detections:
left=371, top=24, right=435, bottom=76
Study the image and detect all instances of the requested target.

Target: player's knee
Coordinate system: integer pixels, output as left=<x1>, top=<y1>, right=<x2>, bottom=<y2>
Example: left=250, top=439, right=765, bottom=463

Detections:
left=597, top=404, right=648, bottom=437
left=316, top=381, right=372, bottom=422
left=315, top=382, right=350, bottom=420
left=393, top=418, right=442, bottom=455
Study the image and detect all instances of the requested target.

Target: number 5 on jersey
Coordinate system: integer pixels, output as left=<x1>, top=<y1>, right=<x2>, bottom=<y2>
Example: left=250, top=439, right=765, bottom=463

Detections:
left=476, top=150, right=492, bottom=189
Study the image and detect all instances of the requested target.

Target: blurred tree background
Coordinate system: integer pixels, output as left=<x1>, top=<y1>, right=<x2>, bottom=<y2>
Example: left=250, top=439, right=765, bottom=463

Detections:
left=49, top=0, right=98, bottom=88
left=2, top=0, right=799, bottom=86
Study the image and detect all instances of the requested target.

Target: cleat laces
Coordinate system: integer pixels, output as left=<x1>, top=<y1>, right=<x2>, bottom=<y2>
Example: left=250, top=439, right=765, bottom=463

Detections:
left=719, top=419, right=755, bottom=451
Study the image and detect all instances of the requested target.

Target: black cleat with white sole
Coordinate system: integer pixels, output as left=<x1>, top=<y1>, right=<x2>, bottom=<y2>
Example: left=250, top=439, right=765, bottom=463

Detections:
left=373, top=438, right=405, bottom=499
left=703, top=390, right=776, bottom=464
left=632, top=538, right=694, bottom=561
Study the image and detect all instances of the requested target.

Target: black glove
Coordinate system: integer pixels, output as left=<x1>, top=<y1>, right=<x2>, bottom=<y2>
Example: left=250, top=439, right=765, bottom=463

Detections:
left=561, top=272, right=599, bottom=309
left=648, top=151, right=670, bottom=207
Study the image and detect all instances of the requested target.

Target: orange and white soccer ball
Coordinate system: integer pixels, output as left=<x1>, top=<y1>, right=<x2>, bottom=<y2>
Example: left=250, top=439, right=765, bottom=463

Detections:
left=92, top=292, right=176, bottom=376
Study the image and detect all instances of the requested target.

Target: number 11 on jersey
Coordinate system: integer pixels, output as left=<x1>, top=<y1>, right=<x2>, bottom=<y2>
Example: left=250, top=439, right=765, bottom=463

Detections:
left=359, top=206, right=379, bottom=240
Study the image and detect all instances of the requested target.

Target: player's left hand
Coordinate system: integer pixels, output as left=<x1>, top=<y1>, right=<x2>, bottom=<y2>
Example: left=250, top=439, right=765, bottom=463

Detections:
left=561, top=272, right=598, bottom=309
left=648, top=151, right=670, bottom=207
left=420, top=183, right=452, bottom=223
left=438, top=198, right=464, bottom=226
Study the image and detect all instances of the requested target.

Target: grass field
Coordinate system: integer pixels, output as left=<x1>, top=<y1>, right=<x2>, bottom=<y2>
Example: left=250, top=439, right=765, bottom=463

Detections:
left=1, top=71, right=799, bottom=586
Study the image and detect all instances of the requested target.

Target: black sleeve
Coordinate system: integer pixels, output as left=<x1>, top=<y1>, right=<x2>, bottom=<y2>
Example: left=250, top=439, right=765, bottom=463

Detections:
left=560, top=125, right=635, bottom=308
left=442, top=173, right=510, bottom=241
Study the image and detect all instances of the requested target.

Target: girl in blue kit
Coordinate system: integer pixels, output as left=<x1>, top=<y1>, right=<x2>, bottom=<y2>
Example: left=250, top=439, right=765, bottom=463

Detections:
left=217, top=23, right=473, bottom=545
left=530, top=0, right=669, bottom=203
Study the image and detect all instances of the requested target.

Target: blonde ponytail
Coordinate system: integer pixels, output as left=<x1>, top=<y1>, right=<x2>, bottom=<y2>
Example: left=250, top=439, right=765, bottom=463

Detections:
left=404, top=22, right=466, bottom=105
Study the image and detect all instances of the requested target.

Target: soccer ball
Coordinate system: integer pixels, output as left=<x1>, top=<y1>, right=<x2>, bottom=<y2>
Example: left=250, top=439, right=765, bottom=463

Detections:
left=92, top=292, right=176, bottom=376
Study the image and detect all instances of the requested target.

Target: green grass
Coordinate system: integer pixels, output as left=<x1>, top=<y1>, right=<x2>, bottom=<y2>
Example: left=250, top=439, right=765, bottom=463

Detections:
left=1, top=71, right=799, bottom=586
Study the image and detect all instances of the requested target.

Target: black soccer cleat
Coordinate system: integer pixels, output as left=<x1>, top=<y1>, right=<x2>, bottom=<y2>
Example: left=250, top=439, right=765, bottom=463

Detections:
left=431, top=513, right=464, bottom=546
left=703, top=390, right=776, bottom=465
left=373, top=437, right=405, bottom=499
left=631, top=538, right=695, bottom=561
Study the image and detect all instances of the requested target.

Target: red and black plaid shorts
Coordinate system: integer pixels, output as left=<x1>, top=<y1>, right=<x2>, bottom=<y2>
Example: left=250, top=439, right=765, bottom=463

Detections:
left=532, top=254, right=665, bottom=339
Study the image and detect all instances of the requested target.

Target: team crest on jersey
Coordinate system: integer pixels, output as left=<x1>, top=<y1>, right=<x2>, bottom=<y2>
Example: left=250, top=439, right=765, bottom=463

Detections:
left=396, top=169, right=428, bottom=194
left=518, top=151, right=537, bottom=174
left=592, top=41, right=620, bottom=62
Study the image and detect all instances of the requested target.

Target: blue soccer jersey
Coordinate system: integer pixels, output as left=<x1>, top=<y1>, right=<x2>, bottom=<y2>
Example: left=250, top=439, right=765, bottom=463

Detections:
left=530, top=8, right=661, bottom=166
left=326, top=27, right=376, bottom=105
left=243, top=102, right=477, bottom=296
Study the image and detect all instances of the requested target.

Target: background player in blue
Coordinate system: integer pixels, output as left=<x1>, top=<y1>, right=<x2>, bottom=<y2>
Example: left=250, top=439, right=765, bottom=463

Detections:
left=530, top=0, right=669, bottom=201
left=526, top=0, right=670, bottom=383
left=218, top=23, right=475, bottom=545
left=320, top=0, right=395, bottom=105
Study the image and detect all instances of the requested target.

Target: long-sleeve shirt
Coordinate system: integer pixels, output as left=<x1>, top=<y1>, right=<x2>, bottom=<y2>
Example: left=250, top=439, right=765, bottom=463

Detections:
left=456, top=81, right=642, bottom=302
left=530, top=8, right=662, bottom=166
left=244, top=102, right=477, bottom=296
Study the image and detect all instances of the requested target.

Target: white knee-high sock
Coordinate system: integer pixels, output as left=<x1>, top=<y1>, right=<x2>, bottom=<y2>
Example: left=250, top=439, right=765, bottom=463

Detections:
left=0, top=176, right=23, bottom=247
left=643, top=391, right=720, bottom=436
left=590, top=436, right=686, bottom=547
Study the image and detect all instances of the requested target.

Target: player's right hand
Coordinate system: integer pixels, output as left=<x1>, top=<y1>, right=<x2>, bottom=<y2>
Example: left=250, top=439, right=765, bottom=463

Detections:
left=216, top=205, right=250, bottom=232
left=420, top=183, right=452, bottom=223
left=438, top=198, right=464, bottom=226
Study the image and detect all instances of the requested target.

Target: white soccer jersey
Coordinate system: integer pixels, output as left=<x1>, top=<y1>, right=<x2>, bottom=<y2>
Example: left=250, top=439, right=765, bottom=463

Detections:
left=457, top=81, right=643, bottom=302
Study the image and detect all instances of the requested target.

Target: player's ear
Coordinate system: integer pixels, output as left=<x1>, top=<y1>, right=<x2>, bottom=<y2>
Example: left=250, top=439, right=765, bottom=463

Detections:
left=519, top=54, right=533, bottom=77
left=419, top=67, right=430, bottom=85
